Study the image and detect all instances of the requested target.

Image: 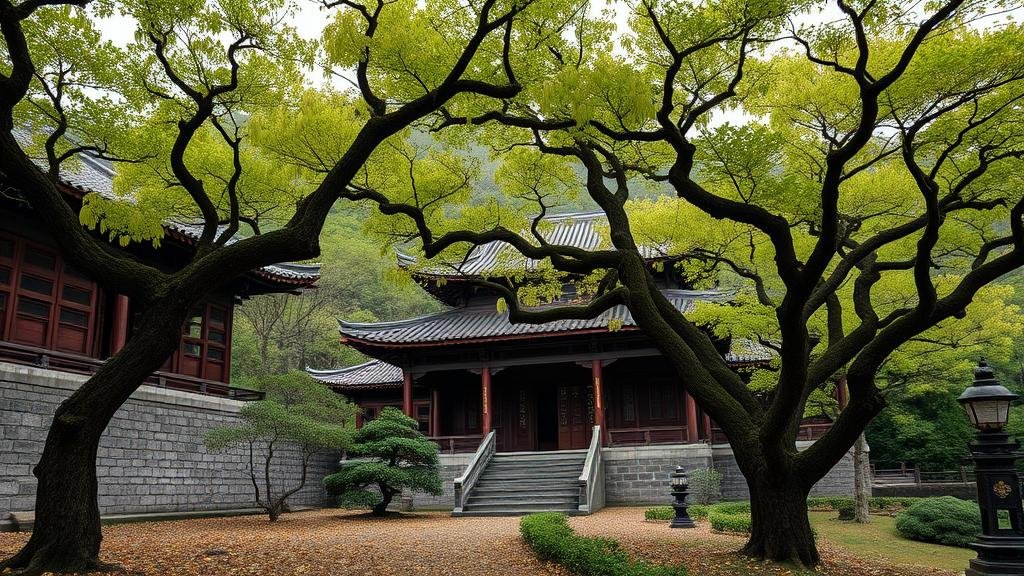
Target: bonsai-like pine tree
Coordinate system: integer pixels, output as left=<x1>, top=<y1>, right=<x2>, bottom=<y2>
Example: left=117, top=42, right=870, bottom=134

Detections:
left=325, top=407, right=442, bottom=516
left=206, top=372, right=355, bottom=521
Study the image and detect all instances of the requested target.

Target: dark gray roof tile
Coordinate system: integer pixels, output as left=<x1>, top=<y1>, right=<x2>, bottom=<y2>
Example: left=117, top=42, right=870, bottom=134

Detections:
left=338, top=289, right=732, bottom=345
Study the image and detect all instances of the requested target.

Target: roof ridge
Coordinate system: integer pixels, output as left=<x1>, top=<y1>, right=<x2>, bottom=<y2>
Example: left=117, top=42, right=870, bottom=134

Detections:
left=306, top=359, right=394, bottom=375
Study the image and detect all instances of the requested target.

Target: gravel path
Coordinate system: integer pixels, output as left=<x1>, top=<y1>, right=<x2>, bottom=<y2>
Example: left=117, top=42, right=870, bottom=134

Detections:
left=0, top=508, right=959, bottom=576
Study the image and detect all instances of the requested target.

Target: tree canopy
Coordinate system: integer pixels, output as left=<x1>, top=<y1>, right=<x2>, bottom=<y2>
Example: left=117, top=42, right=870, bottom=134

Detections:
left=3, top=0, right=1024, bottom=569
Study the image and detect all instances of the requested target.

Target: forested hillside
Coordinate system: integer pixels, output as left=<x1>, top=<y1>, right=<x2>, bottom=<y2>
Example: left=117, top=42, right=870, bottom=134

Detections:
left=230, top=206, right=441, bottom=388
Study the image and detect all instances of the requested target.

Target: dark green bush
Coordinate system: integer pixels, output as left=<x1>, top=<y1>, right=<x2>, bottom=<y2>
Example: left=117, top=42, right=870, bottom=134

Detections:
left=895, top=497, right=980, bottom=548
left=807, top=496, right=854, bottom=510
left=521, top=513, right=686, bottom=576
left=711, top=501, right=750, bottom=515
left=688, top=504, right=709, bottom=521
left=837, top=503, right=856, bottom=521
left=707, top=509, right=751, bottom=533
left=806, top=496, right=919, bottom=512
left=644, top=507, right=675, bottom=521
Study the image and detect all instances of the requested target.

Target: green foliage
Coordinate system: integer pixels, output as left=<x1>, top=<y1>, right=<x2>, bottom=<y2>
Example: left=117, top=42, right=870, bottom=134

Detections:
left=230, top=210, right=440, bottom=385
left=707, top=509, right=752, bottom=534
left=644, top=502, right=749, bottom=532
left=324, top=407, right=442, bottom=515
left=520, top=513, right=686, bottom=576
left=205, top=372, right=354, bottom=518
left=688, top=505, right=709, bottom=521
left=206, top=371, right=354, bottom=452
left=836, top=503, right=856, bottom=521
left=689, top=468, right=722, bottom=505
left=866, top=389, right=974, bottom=471
left=644, top=507, right=675, bottom=521
left=895, top=497, right=981, bottom=548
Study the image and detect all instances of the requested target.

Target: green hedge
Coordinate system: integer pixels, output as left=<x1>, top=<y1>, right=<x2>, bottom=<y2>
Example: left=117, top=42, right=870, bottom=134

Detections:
left=707, top=509, right=752, bottom=533
left=806, top=496, right=920, bottom=512
left=644, top=507, right=675, bottom=521
left=521, top=513, right=687, bottom=576
left=895, top=497, right=981, bottom=548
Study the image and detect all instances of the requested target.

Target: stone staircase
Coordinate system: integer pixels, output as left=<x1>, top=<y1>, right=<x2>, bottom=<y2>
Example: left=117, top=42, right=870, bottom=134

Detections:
left=457, top=450, right=587, bottom=516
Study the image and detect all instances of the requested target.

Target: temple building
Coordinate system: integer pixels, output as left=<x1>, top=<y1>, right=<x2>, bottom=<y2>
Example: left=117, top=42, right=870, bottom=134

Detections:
left=1, top=149, right=332, bottom=531
left=310, top=212, right=848, bottom=514
left=0, top=152, right=319, bottom=397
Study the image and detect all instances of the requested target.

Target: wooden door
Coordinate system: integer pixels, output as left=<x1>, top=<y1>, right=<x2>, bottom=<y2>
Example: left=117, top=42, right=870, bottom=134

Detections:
left=557, top=385, right=594, bottom=450
left=498, top=385, right=536, bottom=452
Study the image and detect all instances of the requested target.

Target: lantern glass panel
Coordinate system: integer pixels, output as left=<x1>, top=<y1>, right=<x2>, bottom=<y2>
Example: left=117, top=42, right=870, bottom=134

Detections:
left=966, top=399, right=1012, bottom=430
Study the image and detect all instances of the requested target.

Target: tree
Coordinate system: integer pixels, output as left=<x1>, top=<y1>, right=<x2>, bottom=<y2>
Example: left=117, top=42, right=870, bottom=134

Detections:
left=323, top=407, right=442, bottom=517
left=230, top=211, right=440, bottom=386
left=205, top=372, right=355, bottom=521
left=0, top=0, right=560, bottom=571
left=276, top=1, right=1024, bottom=565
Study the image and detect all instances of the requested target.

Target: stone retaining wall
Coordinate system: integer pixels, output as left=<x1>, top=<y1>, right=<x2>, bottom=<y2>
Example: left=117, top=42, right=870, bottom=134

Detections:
left=0, top=363, right=339, bottom=525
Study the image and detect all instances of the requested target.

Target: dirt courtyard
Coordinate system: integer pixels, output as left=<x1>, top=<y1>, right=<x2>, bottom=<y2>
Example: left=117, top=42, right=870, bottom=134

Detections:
left=0, top=507, right=959, bottom=575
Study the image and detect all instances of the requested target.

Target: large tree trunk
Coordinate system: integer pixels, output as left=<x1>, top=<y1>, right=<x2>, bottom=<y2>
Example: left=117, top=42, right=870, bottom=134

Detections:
left=853, top=433, right=871, bottom=523
left=741, top=470, right=818, bottom=567
left=0, top=302, right=189, bottom=575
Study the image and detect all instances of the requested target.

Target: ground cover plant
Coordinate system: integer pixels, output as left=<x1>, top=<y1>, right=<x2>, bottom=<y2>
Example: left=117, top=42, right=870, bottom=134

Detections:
left=520, top=512, right=687, bottom=576
left=894, top=496, right=981, bottom=548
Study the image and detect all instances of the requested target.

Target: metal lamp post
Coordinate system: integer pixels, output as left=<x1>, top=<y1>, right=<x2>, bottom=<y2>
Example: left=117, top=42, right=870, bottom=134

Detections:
left=957, top=360, right=1024, bottom=576
left=669, top=466, right=695, bottom=528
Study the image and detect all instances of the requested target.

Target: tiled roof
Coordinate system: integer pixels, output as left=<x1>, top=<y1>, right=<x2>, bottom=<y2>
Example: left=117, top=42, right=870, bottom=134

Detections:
left=337, top=289, right=732, bottom=346
left=724, top=340, right=776, bottom=365
left=11, top=129, right=318, bottom=286
left=311, top=338, right=773, bottom=390
left=397, top=210, right=669, bottom=277
left=308, top=361, right=403, bottom=390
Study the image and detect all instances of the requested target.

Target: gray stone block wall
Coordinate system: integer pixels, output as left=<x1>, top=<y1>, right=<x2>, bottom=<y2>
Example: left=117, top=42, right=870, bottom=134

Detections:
left=712, top=441, right=858, bottom=501
left=408, top=453, right=472, bottom=510
left=603, top=444, right=713, bottom=505
left=0, top=363, right=340, bottom=520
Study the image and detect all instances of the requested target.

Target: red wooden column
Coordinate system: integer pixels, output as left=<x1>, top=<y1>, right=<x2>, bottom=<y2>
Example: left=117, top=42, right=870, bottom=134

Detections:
left=684, top=391, right=699, bottom=443
left=704, top=414, right=713, bottom=442
left=591, top=360, right=606, bottom=445
left=402, top=370, right=413, bottom=417
left=355, top=409, right=364, bottom=430
left=430, top=388, right=441, bottom=437
left=110, top=294, right=130, bottom=353
left=481, top=367, right=493, bottom=435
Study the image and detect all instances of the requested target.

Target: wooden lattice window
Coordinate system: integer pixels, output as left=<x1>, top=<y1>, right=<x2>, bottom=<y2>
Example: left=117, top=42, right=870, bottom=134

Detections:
left=0, top=235, right=98, bottom=355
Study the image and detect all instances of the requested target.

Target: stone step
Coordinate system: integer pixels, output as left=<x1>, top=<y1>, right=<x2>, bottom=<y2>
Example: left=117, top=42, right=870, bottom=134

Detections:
left=454, top=508, right=581, bottom=517
left=483, top=469, right=582, bottom=477
left=475, top=473, right=581, bottom=481
left=491, top=450, right=586, bottom=461
left=464, top=501, right=581, bottom=512
left=471, top=486, right=579, bottom=496
left=467, top=494, right=579, bottom=506
left=486, top=461, right=584, bottom=472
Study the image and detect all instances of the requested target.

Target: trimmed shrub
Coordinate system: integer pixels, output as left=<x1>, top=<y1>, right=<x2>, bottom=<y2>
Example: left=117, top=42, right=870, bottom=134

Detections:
left=707, top=509, right=751, bottom=533
left=895, top=497, right=980, bottom=548
left=688, top=504, right=709, bottom=521
left=807, top=496, right=854, bottom=510
left=521, top=513, right=687, bottom=576
left=806, top=496, right=920, bottom=513
left=689, top=468, right=722, bottom=505
left=711, top=501, right=750, bottom=515
left=644, top=507, right=675, bottom=521
left=837, top=503, right=856, bottom=521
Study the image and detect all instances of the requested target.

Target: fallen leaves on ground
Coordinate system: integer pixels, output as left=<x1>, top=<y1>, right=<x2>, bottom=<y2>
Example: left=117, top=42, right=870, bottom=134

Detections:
left=0, top=508, right=959, bottom=575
